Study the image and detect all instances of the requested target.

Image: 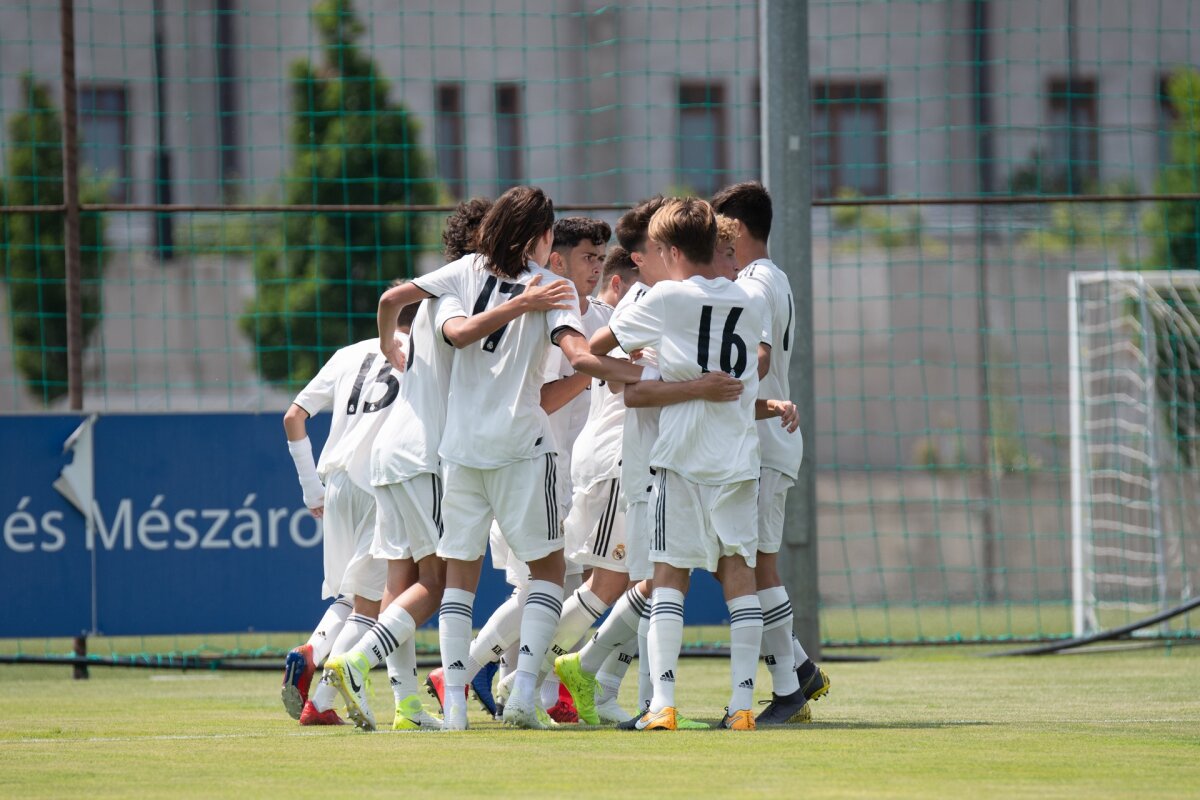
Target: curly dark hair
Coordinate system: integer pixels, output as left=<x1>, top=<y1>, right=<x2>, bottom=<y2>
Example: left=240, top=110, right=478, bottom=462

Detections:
left=442, top=196, right=494, bottom=261
left=711, top=181, right=772, bottom=242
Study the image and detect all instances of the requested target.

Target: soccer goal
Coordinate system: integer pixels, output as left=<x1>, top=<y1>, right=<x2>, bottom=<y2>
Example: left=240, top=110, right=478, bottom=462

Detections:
left=1068, top=271, right=1200, bottom=638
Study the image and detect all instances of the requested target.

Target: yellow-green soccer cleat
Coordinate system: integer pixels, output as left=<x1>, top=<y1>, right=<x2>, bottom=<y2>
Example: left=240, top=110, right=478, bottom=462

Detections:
left=324, top=652, right=376, bottom=732
left=675, top=714, right=711, bottom=730
left=393, top=694, right=442, bottom=731
left=554, top=653, right=600, bottom=725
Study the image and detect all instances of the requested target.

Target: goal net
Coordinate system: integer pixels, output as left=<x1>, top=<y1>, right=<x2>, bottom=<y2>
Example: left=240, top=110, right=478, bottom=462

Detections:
left=1069, top=271, right=1200, bottom=638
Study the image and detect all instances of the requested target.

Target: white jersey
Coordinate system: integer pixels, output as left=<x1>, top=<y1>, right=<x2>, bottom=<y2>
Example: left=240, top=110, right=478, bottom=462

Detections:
left=293, top=337, right=405, bottom=492
left=544, top=297, right=613, bottom=467
left=413, top=254, right=584, bottom=469
left=571, top=307, right=631, bottom=490
left=609, top=276, right=767, bottom=486
left=610, top=282, right=659, bottom=505
left=369, top=296, right=460, bottom=486
left=737, top=258, right=804, bottom=479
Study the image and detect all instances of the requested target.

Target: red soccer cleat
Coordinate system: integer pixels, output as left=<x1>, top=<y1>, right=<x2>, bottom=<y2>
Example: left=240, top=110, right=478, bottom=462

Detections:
left=425, top=667, right=469, bottom=713
left=299, top=699, right=345, bottom=726
left=547, top=683, right=580, bottom=724
left=281, top=644, right=316, bottom=720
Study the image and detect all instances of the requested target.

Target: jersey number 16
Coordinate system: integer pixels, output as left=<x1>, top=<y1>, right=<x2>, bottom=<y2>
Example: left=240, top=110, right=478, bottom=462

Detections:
left=697, top=304, right=747, bottom=377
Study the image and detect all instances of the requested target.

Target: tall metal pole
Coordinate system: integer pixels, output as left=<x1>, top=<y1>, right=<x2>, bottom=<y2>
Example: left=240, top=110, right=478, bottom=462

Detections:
left=762, top=0, right=819, bottom=658
left=60, top=0, right=88, bottom=680
left=60, top=0, right=83, bottom=413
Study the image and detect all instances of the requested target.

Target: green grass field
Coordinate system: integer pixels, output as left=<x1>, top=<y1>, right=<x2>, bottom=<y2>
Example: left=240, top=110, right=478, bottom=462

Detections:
left=2, top=646, right=1198, bottom=798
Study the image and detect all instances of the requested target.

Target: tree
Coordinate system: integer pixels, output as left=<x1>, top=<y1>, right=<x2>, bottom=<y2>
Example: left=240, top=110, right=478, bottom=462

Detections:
left=1142, top=69, right=1200, bottom=466
left=242, top=0, right=437, bottom=391
left=0, top=76, right=106, bottom=404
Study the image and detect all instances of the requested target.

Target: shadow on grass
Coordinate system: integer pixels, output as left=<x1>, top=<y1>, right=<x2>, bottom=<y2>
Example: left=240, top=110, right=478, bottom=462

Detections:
left=545, top=719, right=993, bottom=733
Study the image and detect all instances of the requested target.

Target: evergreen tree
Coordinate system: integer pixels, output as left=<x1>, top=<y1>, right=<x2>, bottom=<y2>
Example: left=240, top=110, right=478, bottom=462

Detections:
left=242, top=0, right=437, bottom=391
left=0, top=76, right=106, bottom=404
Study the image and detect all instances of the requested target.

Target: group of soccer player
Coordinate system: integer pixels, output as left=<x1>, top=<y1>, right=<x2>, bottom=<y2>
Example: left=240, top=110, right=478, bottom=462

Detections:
left=280, top=181, right=830, bottom=732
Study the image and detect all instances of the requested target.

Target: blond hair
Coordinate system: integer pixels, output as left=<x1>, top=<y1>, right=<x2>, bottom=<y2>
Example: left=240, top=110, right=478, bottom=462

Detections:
left=647, top=197, right=717, bottom=264
left=715, top=213, right=739, bottom=246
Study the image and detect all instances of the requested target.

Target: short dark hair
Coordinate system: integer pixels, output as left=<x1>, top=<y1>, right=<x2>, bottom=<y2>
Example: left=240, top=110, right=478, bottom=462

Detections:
left=476, top=186, right=556, bottom=279
left=602, top=245, right=638, bottom=280
left=552, top=216, right=611, bottom=252
left=615, top=195, right=668, bottom=253
left=442, top=196, right=493, bottom=261
left=710, top=181, right=772, bottom=242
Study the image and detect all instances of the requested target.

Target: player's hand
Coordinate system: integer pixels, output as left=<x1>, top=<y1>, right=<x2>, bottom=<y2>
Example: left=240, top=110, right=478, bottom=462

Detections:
left=695, top=371, right=743, bottom=402
left=520, top=274, right=575, bottom=311
left=628, top=349, right=645, bottom=363
left=381, top=344, right=406, bottom=373
left=310, top=505, right=324, bottom=520
left=772, top=400, right=800, bottom=433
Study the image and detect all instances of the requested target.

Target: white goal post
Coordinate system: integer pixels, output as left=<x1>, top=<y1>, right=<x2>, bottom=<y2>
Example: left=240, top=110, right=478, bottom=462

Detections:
left=1069, top=271, right=1200, bottom=638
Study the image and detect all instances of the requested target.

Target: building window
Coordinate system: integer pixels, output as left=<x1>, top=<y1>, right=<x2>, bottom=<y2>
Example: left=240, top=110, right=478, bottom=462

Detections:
left=1046, top=77, right=1098, bottom=193
left=494, top=84, right=522, bottom=192
left=215, top=0, right=239, bottom=198
left=78, top=87, right=128, bottom=201
left=812, top=81, right=887, bottom=198
left=1158, top=74, right=1179, bottom=167
left=677, top=83, right=726, bottom=197
left=436, top=84, right=465, bottom=198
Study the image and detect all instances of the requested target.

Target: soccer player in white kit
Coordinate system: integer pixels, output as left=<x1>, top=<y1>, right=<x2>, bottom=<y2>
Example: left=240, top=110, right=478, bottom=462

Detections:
left=713, top=181, right=830, bottom=723
left=601, top=198, right=771, bottom=731
left=279, top=318, right=404, bottom=725
left=320, top=201, right=580, bottom=732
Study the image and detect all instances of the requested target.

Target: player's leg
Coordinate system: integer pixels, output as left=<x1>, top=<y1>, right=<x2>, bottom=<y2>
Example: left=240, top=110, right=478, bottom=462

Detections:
left=593, top=635, right=637, bottom=722
left=710, top=478, right=767, bottom=731
left=325, top=474, right=446, bottom=731
left=494, top=454, right=568, bottom=729
left=282, top=594, right=351, bottom=720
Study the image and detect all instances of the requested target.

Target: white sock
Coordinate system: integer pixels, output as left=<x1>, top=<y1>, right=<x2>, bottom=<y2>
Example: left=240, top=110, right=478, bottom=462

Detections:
left=564, top=570, right=584, bottom=596
left=579, top=585, right=646, bottom=675
left=759, top=586, right=800, bottom=696
left=727, top=595, right=764, bottom=714
left=310, top=611, right=374, bottom=713
left=647, top=588, right=685, bottom=714
left=351, top=604, right=416, bottom=669
left=637, top=600, right=653, bottom=712
left=329, top=613, right=375, bottom=659
left=539, top=676, right=560, bottom=710
left=792, top=633, right=811, bottom=667
left=439, top=588, right=475, bottom=715
left=497, top=642, right=517, bottom=686
left=542, top=586, right=609, bottom=675
left=386, top=637, right=419, bottom=704
left=306, top=596, right=353, bottom=665
left=596, top=635, right=636, bottom=702
left=513, top=580, right=563, bottom=705
left=467, top=586, right=528, bottom=679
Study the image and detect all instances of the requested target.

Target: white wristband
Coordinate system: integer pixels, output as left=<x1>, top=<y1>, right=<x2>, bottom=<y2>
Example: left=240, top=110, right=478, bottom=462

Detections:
left=640, top=365, right=661, bottom=382
left=286, top=436, right=325, bottom=508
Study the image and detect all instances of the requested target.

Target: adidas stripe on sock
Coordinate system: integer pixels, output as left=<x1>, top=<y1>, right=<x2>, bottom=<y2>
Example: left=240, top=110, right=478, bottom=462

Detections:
left=541, top=585, right=610, bottom=677
left=329, top=613, right=375, bottom=660
left=759, top=586, right=800, bottom=696
left=727, top=594, right=764, bottom=714
left=439, top=589, right=475, bottom=714
left=647, top=588, right=685, bottom=714
left=353, top=604, right=417, bottom=670
left=579, top=585, right=647, bottom=675
left=467, top=586, right=528, bottom=683
left=513, top=580, right=563, bottom=705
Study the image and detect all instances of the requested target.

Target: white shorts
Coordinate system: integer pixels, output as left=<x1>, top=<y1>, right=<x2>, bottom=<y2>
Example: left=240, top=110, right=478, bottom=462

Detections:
left=321, top=469, right=386, bottom=601
left=757, top=468, right=795, bottom=555
left=371, top=473, right=443, bottom=563
left=438, top=455, right=564, bottom=564
left=649, top=469, right=759, bottom=572
left=489, top=521, right=528, bottom=588
left=565, top=477, right=628, bottom=573
left=624, top=498, right=654, bottom=582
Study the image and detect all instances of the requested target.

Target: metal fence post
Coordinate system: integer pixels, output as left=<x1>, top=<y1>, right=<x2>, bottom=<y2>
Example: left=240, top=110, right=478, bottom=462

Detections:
left=761, top=0, right=819, bottom=658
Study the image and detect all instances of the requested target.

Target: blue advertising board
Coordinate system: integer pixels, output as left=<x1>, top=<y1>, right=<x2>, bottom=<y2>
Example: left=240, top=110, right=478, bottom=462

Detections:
left=1, top=413, right=731, bottom=638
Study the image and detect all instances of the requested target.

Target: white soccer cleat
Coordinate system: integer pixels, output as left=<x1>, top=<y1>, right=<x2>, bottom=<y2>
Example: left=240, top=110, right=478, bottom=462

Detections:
left=595, top=695, right=632, bottom=724
left=502, top=693, right=547, bottom=730
left=440, top=702, right=468, bottom=731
